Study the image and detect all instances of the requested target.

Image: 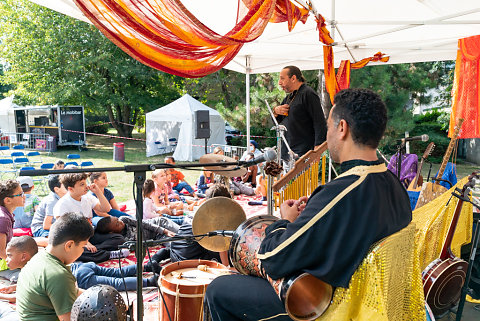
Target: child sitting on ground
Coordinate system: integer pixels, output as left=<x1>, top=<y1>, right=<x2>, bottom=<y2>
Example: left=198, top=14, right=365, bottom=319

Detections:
left=16, top=213, right=93, bottom=321
left=165, top=156, right=196, bottom=197
left=89, top=172, right=128, bottom=218
left=0, top=180, right=25, bottom=280
left=13, top=176, right=41, bottom=229
left=53, top=160, right=64, bottom=170
left=196, top=169, right=214, bottom=194
left=0, top=235, right=38, bottom=321
left=151, top=169, right=184, bottom=213
left=53, top=173, right=127, bottom=263
left=30, top=175, right=67, bottom=238
left=143, top=179, right=184, bottom=225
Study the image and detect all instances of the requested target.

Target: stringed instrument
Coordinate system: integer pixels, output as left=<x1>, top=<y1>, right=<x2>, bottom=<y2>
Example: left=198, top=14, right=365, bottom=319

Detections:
left=407, top=142, right=435, bottom=192
left=415, top=118, right=464, bottom=209
left=422, top=172, right=478, bottom=316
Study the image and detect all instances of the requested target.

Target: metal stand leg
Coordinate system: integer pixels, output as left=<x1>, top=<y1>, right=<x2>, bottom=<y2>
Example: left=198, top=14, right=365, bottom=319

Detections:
left=267, top=175, right=274, bottom=216
left=133, top=170, right=146, bottom=321
left=456, top=217, right=480, bottom=321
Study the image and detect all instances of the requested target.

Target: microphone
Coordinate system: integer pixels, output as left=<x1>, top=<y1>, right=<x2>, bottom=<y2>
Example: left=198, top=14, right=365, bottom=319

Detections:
left=399, top=134, right=429, bottom=143
left=240, top=149, right=277, bottom=167
left=208, top=230, right=235, bottom=237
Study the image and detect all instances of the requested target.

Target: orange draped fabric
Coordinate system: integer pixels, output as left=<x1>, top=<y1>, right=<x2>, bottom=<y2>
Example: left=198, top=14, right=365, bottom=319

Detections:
left=73, top=0, right=308, bottom=78
left=248, top=0, right=309, bottom=31
left=323, top=46, right=389, bottom=103
left=449, top=35, right=480, bottom=138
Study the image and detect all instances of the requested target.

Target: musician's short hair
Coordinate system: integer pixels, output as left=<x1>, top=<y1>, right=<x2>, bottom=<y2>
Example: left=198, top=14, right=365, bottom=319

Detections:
left=332, top=88, right=387, bottom=149
left=283, top=66, right=305, bottom=83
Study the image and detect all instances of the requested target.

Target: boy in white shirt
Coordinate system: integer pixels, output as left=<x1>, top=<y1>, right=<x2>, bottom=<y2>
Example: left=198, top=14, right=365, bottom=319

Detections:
left=53, top=173, right=111, bottom=221
left=53, top=173, right=128, bottom=262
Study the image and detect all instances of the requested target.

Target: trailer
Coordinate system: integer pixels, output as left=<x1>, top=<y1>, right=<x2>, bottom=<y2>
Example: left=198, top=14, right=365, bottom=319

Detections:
left=0, top=96, right=87, bottom=150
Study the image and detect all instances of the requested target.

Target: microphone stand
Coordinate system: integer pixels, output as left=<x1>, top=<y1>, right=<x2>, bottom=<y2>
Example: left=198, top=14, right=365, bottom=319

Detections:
left=20, top=160, right=250, bottom=321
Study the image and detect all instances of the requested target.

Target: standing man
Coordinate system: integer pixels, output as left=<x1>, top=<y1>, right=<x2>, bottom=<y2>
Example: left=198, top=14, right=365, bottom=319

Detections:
left=204, top=88, right=412, bottom=321
left=273, top=66, right=327, bottom=161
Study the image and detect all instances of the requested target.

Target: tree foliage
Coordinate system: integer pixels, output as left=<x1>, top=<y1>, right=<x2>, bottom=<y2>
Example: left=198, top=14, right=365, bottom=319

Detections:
left=0, top=0, right=182, bottom=137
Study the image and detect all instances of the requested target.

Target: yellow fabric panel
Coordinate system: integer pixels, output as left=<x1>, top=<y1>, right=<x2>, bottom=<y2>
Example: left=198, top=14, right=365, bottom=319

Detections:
left=412, top=176, right=473, bottom=270
left=317, top=222, right=426, bottom=321
left=0, top=259, right=7, bottom=271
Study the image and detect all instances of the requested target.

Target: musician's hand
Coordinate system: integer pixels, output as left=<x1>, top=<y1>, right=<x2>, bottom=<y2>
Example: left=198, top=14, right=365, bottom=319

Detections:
left=280, top=199, right=301, bottom=223
left=297, top=196, right=308, bottom=213
left=275, top=104, right=290, bottom=116
left=164, top=229, right=176, bottom=237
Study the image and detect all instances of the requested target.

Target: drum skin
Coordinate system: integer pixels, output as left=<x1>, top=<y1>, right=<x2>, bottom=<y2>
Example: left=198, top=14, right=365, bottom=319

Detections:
left=159, top=259, right=227, bottom=321
left=422, top=257, right=468, bottom=316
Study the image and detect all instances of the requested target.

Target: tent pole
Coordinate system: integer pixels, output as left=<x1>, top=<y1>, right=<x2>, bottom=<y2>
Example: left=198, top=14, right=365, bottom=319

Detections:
left=246, top=56, right=251, bottom=152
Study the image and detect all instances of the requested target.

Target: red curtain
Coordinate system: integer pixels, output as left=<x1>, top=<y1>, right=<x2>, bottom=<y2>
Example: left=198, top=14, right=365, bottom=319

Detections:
left=73, top=0, right=308, bottom=78
left=449, top=35, right=480, bottom=138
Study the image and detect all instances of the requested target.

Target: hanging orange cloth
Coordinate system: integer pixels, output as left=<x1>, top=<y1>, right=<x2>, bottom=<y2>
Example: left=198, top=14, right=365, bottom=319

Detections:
left=244, top=0, right=309, bottom=31
left=323, top=46, right=389, bottom=103
left=73, top=0, right=307, bottom=78
left=449, top=35, right=480, bottom=138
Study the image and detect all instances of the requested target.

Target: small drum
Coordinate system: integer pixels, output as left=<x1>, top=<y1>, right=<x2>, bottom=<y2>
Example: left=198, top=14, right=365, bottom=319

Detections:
left=229, top=215, right=332, bottom=321
left=159, top=259, right=228, bottom=321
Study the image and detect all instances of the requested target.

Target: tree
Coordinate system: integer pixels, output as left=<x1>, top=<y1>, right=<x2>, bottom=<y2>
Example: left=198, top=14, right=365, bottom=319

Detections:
left=0, top=63, right=13, bottom=98
left=0, top=0, right=182, bottom=137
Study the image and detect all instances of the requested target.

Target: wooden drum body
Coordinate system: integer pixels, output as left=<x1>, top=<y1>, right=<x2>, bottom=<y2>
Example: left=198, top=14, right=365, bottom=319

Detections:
left=229, top=215, right=332, bottom=321
left=422, top=257, right=468, bottom=316
left=159, top=259, right=227, bottom=321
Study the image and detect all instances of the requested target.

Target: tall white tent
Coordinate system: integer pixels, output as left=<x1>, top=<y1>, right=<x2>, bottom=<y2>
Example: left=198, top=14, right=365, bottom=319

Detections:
left=145, top=94, right=225, bottom=161
left=0, top=96, right=19, bottom=133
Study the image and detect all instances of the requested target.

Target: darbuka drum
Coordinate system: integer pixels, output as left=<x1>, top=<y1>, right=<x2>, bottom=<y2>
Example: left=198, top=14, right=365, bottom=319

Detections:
left=229, top=215, right=332, bottom=321
left=159, top=259, right=229, bottom=321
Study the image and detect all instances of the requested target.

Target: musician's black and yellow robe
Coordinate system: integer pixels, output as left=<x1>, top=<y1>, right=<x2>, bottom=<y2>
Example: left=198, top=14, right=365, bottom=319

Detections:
left=205, top=159, right=412, bottom=321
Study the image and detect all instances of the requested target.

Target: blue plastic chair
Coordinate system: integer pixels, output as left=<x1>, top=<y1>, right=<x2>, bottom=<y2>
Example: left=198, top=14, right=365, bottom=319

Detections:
left=40, top=163, right=54, bottom=170
left=20, top=166, right=35, bottom=171
left=67, top=154, right=81, bottom=160
left=27, top=151, right=42, bottom=164
left=65, top=161, right=79, bottom=167
left=0, top=146, right=9, bottom=157
left=0, top=159, right=16, bottom=179
left=13, top=157, right=29, bottom=169
left=0, top=146, right=9, bottom=151
left=12, top=145, right=25, bottom=150
left=11, top=151, right=25, bottom=158
left=80, top=161, right=94, bottom=168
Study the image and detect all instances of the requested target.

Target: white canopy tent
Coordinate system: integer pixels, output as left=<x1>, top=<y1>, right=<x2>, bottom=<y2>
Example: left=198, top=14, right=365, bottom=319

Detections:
left=145, top=94, right=226, bottom=161
left=0, top=96, right=21, bottom=133
left=27, top=0, right=480, bottom=147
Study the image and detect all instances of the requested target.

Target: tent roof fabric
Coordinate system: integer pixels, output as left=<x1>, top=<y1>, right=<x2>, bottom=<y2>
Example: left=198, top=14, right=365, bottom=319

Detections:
left=29, top=0, right=480, bottom=74
left=146, top=94, right=222, bottom=122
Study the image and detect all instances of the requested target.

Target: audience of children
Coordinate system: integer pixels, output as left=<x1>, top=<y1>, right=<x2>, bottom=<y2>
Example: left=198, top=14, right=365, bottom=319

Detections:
left=0, top=180, right=24, bottom=280
left=164, top=156, right=196, bottom=197
left=30, top=175, right=66, bottom=237
left=151, top=169, right=184, bottom=213
left=16, top=213, right=92, bottom=321
left=143, top=179, right=184, bottom=225
left=143, top=183, right=231, bottom=273
left=89, top=172, right=128, bottom=218
left=12, top=177, right=40, bottom=229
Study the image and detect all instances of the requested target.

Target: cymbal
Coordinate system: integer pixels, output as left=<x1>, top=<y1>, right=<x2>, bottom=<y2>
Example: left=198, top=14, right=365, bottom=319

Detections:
left=199, top=153, right=247, bottom=177
left=192, top=197, right=246, bottom=252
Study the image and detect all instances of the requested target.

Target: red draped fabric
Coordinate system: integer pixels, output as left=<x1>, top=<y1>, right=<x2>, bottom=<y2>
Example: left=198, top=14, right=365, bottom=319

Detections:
left=73, top=0, right=308, bottom=78
left=323, top=46, right=389, bottom=103
left=449, top=35, right=480, bottom=138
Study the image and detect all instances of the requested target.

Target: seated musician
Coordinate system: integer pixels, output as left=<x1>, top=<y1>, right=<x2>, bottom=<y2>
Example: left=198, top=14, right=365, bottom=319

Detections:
left=204, top=88, right=413, bottom=320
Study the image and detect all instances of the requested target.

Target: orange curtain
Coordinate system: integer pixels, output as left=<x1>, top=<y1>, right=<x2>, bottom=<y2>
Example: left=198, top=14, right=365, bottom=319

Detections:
left=74, top=0, right=307, bottom=78
left=449, top=35, right=480, bottom=138
left=323, top=46, right=389, bottom=103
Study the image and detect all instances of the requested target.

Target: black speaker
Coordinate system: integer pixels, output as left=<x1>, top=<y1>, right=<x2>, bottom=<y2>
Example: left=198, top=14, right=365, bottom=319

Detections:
left=195, top=110, right=210, bottom=139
